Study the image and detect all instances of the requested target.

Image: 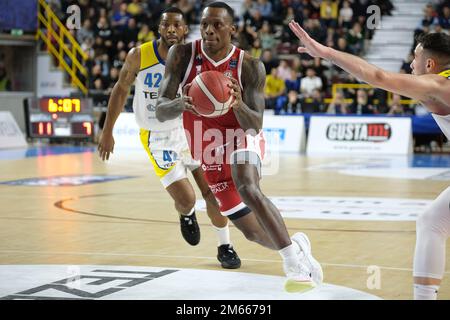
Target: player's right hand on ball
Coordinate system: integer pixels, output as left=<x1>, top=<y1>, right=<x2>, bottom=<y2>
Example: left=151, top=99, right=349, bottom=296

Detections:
left=182, top=83, right=200, bottom=116
left=98, top=131, right=115, bottom=161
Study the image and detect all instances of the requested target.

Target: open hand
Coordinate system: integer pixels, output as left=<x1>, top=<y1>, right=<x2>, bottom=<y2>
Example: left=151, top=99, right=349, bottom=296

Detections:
left=98, top=131, right=114, bottom=161
left=288, top=20, right=330, bottom=58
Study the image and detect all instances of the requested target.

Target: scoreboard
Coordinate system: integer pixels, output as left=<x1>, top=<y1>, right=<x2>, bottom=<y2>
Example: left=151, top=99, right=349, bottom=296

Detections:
left=26, top=97, right=94, bottom=139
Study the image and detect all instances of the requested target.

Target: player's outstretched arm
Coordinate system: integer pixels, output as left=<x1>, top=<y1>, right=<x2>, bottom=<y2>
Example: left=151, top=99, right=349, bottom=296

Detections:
left=98, top=47, right=139, bottom=161
left=230, top=57, right=266, bottom=132
left=288, top=20, right=444, bottom=108
left=155, top=44, right=190, bottom=122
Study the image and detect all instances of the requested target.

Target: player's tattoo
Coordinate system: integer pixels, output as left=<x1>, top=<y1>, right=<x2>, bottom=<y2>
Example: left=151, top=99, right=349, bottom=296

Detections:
left=156, top=44, right=191, bottom=122
left=233, top=56, right=266, bottom=132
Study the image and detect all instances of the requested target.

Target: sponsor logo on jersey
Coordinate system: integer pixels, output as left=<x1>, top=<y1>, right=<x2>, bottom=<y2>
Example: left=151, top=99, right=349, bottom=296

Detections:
left=201, top=164, right=223, bottom=172
left=209, top=181, right=229, bottom=194
left=143, top=91, right=159, bottom=100
left=224, top=70, right=233, bottom=78
left=229, top=59, right=237, bottom=69
left=326, top=123, right=391, bottom=142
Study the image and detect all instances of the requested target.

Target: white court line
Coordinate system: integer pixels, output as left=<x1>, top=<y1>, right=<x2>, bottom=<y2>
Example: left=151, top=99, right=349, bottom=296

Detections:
left=0, top=249, right=448, bottom=274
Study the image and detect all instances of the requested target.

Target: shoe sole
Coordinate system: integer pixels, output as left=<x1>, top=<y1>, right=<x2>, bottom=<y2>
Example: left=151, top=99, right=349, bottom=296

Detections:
left=220, top=261, right=241, bottom=269
left=293, top=233, right=324, bottom=285
left=181, top=231, right=200, bottom=246
left=284, top=279, right=316, bottom=293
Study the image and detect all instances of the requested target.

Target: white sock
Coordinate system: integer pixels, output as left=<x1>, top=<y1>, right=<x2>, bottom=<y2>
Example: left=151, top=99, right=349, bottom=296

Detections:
left=414, top=284, right=439, bottom=300
left=181, top=207, right=195, bottom=217
left=278, top=242, right=300, bottom=268
left=213, top=224, right=230, bottom=246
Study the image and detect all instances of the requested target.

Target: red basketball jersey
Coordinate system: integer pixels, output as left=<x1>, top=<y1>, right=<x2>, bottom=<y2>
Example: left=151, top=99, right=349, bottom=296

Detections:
left=181, top=40, right=245, bottom=161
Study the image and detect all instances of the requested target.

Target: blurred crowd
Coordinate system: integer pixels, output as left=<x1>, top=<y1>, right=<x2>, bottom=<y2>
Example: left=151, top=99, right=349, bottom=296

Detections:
left=40, top=0, right=449, bottom=116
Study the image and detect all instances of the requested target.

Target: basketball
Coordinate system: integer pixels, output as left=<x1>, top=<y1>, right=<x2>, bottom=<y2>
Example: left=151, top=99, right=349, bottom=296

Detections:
left=187, top=71, right=235, bottom=117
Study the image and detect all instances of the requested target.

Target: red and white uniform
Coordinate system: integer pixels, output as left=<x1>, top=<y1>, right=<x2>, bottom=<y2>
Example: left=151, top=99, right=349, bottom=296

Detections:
left=181, top=40, right=265, bottom=217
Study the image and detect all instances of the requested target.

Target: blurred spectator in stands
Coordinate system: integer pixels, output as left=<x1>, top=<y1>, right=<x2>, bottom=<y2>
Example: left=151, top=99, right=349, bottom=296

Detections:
left=250, top=9, right=264, bottom=31
left=320, top=0, right=338, bottom=28
left=241, top=0, right=254, bottom=22
left=285, top=69, right=301, bottom=92
left=346, top=22, right=364, bottom=55
left=310, top=89, right=326, bottom=112
left=254, top=0, right=272, bottom=22
left=313, top=57, right=329, bottom=87
left=138, top=24, right=155, bottom=44
left=339, top=0, right=354, bottom=29
left=77, top=19, right=94, bottom=44
left=416, top=4, right=438, bottom=36
left=374, top=0, right=394, bottom=16
left=301, top=89, right=325, bottom=113
left=282, top=90, right=302, bottom=114
left=111, top=2, right=131, bottom=33
left=95, top=16, right=113, bottom=54
left=250, top=38, right=262, bottom=59
left=94, top=53, right=110, bottom=78
left=400, top=53, right=414, bottom=74
left=236, top=21, right=258, bottom=50
left=439, top=6, right=450, bottom=30
left=259, top=22, right=277, bottom=51
left=301, top=68, right=323, bottom=97
left=89, top=64, right=103, bottom=89
left=178, top=0, right=195, bottom=25
left=0, top=62, right=11, bottom=91
left=348, top=89, right=375, bottom=115
left=127, top=0, right=144, bottom=20
left=261, top=49, right=279, bottom=75
left=434, top=24, right=447, bottom=34
left=277, top=60, right=292, bottom=81
left=387, top=94, right=405, bottom=116
left=336, top=37, right=352, bottom=54
left=265, top=67, right=286, bottom=109
left=93, top=77, right=105, bottom=92
left=47, top=0, right=63, bottom=20
left=284, top=6, right=296, bottom=25
left=105, top=67, right=119, bottom=94
left=291, top=56, right=302, bottom=73
left=305, top=19, right=327, bottom=43
left=327, top=91, right=348, bottom=114
left=122, top=18, right=139, bottom=48
left=112, top=49, right=127, bottom=69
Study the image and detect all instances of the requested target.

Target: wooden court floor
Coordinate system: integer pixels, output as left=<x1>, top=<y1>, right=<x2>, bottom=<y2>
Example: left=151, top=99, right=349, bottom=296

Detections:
left=0, top=149, right=449, bottom=300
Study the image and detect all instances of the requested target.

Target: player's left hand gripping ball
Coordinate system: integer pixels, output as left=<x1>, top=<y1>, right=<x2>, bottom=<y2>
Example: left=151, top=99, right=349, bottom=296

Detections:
left=183, top=83, right=201, bottom=116
left=228, top=78, right=241, bottom=109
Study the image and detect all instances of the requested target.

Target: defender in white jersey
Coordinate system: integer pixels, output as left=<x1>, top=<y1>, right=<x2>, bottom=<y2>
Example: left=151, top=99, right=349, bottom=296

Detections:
left=288, top=23, right=450, bottom=299
left=98, top=7, right=241, bottom=269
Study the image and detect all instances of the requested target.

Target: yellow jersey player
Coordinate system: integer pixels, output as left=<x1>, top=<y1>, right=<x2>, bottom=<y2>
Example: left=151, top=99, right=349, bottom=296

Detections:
left=98, top=7, right=241, bottom=269
left=289, top=21, right=450, bottom=299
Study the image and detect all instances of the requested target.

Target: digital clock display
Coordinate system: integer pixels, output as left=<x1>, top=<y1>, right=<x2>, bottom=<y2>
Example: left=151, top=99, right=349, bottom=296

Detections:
left=27, top=97, right=94, bottom=139
left=39, top=98, right=84, bottom=113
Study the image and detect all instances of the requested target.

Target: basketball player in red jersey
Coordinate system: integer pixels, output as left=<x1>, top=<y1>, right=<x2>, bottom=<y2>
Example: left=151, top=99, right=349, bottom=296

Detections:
left=156, top=2, right=323, bottom=293
left=289, top=21, right=450, bottom=299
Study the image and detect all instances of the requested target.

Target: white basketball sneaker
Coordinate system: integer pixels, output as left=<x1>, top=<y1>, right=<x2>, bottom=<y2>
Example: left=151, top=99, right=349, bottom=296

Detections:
left=291, top=232, right=324, bottom=285
left=283, top=259, right=316, bottom=293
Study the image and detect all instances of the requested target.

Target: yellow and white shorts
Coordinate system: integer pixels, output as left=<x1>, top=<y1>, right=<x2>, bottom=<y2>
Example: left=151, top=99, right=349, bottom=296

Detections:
left=139, top=125, right=200, bottom=188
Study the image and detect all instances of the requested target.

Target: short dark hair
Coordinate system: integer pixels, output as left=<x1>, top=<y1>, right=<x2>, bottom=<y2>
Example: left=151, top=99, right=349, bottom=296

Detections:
left=161, top=6, right=186, bottom=22
left=417, top=32, right=450, bottom=63
left=204, top=1, right=235, bottom=21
